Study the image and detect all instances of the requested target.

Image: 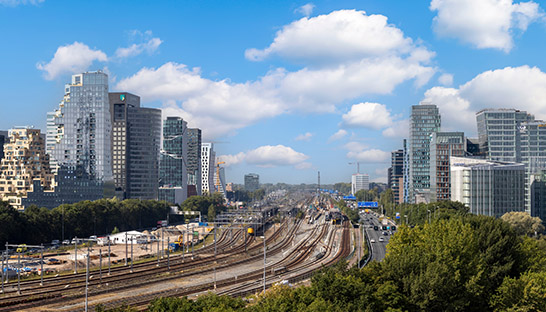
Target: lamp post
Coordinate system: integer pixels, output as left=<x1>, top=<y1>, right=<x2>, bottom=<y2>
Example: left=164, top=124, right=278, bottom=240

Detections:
left=427, top=210, right=431, bottom=224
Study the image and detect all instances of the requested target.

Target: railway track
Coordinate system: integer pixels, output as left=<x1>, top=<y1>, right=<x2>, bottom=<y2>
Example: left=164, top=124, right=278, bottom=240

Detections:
left=0, top=220, right=293, bottom=311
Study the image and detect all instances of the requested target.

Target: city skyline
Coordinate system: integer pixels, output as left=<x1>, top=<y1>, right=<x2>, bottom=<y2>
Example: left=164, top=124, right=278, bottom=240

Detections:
left=1, top=0, right=546, bottom=184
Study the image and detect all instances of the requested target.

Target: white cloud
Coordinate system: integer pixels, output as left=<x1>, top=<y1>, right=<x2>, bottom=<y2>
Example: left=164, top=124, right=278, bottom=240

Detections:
left=374, top=167, right=389, bottom=183
left=382, top=119, right=410, bottom=138
left=115, top=37, right=162, bottom=59
left=218, top=152, right=246, bottom=167
left=245, top=9, right=431, bottom=65
left=423, top=65, right=546, bottom=136
left=344, top=141, right=370, bottom=153
left=430, top=0, right=543, bottom=52
left=342, top=102, right=393, bottom=130
left=219, top=145, right=310, bottom=169
left=294, top=3, right=315, bottom=17
left=295, top=132, right=313, bottom=141
left=118, top=62, right=285, bottom=139
left=36, top=42, right=107, bottom=80
left=328, top=129, right=347, bottom=142
left=347, top=149, right=391, bottom=163
left=0, top=0, right=43, bottom=6
left=438, top=73, right=454, bottom=86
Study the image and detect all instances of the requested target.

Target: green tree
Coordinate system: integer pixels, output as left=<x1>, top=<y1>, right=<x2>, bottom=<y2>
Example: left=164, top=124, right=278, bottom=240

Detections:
left=491, top=271, right=546, bottom=312
left=501, top=211, right=545, bottom=236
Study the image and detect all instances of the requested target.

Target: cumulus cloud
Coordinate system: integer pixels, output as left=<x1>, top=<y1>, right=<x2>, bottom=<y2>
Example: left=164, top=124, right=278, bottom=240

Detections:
left=438, top=73, right=454, bottom=86
left=342, top=102, right=393, bottom=130
left=373, top=167, right=389, bottom=183
left=295, top=132, right=313, bottom=141
left=328, top=129, right=347, bottom=142
left=219, top=145, right=310, bottom=169
left=344, top=141, right=370, bottom=153
left=294, top=3, right=315, bottom=17
left=0, top=0, right=43, bottom=6
left=347, top=149, right=391, bottom=163
left=118, top=62, right=284, bottom=139
left=36, top=42, right=107, bottom=80
left=430, top=0, right=543, bottom=52
left=115, top=37, right=162, bottom=58
left=423, top=65, right=546, bottom=136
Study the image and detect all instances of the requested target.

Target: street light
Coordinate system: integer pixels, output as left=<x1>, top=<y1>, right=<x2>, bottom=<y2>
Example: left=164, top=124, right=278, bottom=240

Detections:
left=427, top=210, right=431, bottom=224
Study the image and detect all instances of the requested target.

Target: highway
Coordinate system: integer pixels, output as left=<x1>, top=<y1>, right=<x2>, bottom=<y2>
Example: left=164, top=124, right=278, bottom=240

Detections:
left=360, top=211, right=391, bottom=262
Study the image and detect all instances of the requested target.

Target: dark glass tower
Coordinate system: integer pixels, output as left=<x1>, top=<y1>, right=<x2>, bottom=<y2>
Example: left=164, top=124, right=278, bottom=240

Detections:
left=187, top=128, right=202, bottom=196
left=109, top=92, right=161, bottom=200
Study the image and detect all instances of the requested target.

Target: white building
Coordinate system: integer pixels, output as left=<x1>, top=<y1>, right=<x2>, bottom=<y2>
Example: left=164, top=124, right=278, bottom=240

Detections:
left=201, top=143, right=216, bottom=194
left=351, top=173, right=369, bottom=194
left=450, top=157, right=525, bottom=217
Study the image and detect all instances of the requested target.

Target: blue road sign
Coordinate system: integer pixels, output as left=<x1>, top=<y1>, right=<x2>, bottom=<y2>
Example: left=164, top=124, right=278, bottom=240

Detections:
left=357, top=201, right=379, bottom=208
left=343, top=195, right=357, bottom=201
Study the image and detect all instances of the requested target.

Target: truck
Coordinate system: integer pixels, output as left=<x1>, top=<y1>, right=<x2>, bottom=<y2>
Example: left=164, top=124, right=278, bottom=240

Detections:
left=157, top=220, right=168, bottom=228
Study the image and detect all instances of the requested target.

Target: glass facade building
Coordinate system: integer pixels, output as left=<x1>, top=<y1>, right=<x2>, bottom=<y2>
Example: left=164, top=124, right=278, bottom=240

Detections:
left=46, top=71, right=112, bottom=185
left=451, top=157, right=525, bottom=218
left=244, top=173, right=259, bottom=192
left=389, top=147, right=404, bottom=204
left=187, top=128, right=202, bottom=195
left=409, top=104, right=441, bottom=203
left=109, top=92, right=161, bottom=200
left=159, top=117, right=188, bottom=204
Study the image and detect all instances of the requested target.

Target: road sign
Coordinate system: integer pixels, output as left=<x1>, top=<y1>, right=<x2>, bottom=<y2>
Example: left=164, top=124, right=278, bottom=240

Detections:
left=343, top=195, right=357, bottom=201
left=357, top=201, right=378, bottom=208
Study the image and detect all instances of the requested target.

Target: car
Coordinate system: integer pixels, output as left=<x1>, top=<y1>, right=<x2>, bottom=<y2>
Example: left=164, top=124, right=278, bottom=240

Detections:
left=89, top=235, right=97, bottom=240
left=370, top=239, right=376, bottom=243
left=383, top=231, right=388, bottom=236
left=379, top=237, right=384, bottom=242
left=62, top=240, right=70, bottom=245
left=51, top=240, right=60, bottom=246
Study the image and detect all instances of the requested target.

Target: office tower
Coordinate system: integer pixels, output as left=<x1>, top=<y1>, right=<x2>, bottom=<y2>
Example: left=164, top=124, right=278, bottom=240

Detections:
left=201, top=143, right=215, bottom=194
left=0, top=130, right=7, bottom=161
left=187, top=128, right=202, bottom=196
left=0, top=128, right=54, bottom=209
left=159, top=117, right=188, bottom=204
left=450, top=156, right=525, bottom=218
left=465, top=138, right=482, bottom=156
left=476, top=109, right=534, bottom=162
left=46, top=71, right=112, bottom=184
left=244, top=173, right=260, bottom=192
left=476, top=109, right=546, bottom=214
left=429, top=132, right=466, bottom=202
left=109, top=92, right=161, bottom=200
left=409, top=104, right=441, bottom=203
left=390, top=147, right=404, bottom=204
left=351, top=173, right=369, bottom=194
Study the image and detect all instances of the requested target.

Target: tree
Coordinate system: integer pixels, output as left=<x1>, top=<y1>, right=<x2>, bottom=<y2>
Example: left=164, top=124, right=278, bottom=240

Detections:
left=501, top=211, right=545, bottom=236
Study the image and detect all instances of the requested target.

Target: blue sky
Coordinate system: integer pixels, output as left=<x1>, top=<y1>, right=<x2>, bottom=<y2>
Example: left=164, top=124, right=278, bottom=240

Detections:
left=1, top=0, right=546, bottom=185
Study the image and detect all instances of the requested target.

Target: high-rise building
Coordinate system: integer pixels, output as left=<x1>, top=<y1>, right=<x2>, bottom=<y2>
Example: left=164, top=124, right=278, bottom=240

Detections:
left=351, top=173, right=369, bottom=194
left=46, top=71, right=112, bottom=185
left=109, top=92, right=161, bottom=200
left=214, top=166, right=226, bottom=196
left=244, top=173, right=260, bottom=192
left=159, top=117, right=188, bottom=204
left=476, top=109, right=546, bottom=214
left=187, top=128, right=202, bottom=195
left=0, top=128, right=54, bottom=209
left=450, top=156, right=525, bottom=218
left=201, top=143, right=215, bottom=194
left=530, top=170, right=546, bottom=222
left=389, top=147, right=404, bottom=204
left=429, top=132, right=466, bottom=202
left=409, top=104, right=441, bottom=203
left=476, top=109, right=534, bottom=162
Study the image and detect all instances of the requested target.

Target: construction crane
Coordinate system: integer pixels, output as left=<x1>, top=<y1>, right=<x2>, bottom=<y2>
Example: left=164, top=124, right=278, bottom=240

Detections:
left=215, top=161, right=226, bottom=192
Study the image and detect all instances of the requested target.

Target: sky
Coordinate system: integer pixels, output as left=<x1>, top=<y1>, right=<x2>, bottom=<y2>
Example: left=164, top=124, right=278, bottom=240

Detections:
left=1, top=0, right=546, bottom=185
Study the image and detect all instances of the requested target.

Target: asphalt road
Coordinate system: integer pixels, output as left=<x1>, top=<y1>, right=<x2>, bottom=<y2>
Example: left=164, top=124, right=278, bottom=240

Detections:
left=360, top=212, right=391, bottom=262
